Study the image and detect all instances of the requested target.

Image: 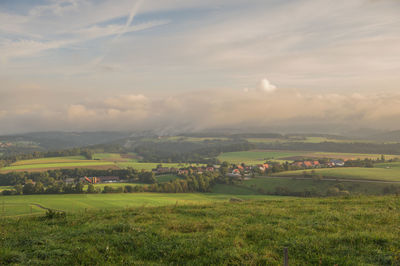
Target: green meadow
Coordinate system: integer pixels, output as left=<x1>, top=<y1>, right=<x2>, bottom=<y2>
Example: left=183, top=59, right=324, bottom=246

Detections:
left=217, top=150, right=302, bottom=164
left=0, top=153, right=202, bottom=173
left=0, top=193, right=271, bottom=217
left=212, top=177, right=400, bottom=196
left=218, top=150, right=400, bottom=165
left=0, top=196, right=399, bottom=265
left=275, top=167, right=400, bottom=182
left=2, top=161, right=115, bottom=171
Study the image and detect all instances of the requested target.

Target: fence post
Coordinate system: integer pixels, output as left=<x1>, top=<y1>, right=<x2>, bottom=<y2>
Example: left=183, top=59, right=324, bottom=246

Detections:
left=284, top=247, right=289, bottom=266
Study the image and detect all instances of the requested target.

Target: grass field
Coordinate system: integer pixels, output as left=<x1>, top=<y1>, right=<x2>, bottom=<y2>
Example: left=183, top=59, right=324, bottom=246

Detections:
left=217, top=150, right=303, bottom=164
left=0, top=186, right=12, bottom=192
left=218, top=150, right=400, bottom=165
left=0, top=153, right=202, bottom=173
left=275, top=167, right=400, bottom=182
left=116, top=162, right=201, bottom=171
left=0, top=196, right=399, bottom=265
left=2, top=161, right=115, bottom=172
left=0, top=193, right=272, bottom=217
left=212, top=177, right=400, bottom=196
left=245, top=136, right=392, bottom=144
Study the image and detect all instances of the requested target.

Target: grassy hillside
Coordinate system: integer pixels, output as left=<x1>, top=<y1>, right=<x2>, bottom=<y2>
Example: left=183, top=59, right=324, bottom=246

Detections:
left=0, top=196, right=399, bottom=265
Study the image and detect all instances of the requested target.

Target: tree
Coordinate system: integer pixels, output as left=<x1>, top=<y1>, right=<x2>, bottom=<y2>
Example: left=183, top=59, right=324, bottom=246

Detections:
left=87, top=184, right=96, bottom=193
left=34, top=182, right=45, bottom=194
left=74, top=182, right=84, bottom=193
left=22, top=183, right=36, bottom=195
left=14, top=184, right=23, bottom=195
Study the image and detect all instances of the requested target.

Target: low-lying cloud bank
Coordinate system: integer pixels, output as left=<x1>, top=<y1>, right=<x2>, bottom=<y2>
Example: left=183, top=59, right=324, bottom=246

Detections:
left=1, top=82, right=400, bottom=134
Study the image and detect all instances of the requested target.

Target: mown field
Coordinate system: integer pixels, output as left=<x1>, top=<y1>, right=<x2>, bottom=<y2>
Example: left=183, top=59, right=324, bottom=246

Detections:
left=217, top=150, right=400, bottom=165
left=0, top=193, right=271, bottom=217
left=0, top=196, right=399, bottom=265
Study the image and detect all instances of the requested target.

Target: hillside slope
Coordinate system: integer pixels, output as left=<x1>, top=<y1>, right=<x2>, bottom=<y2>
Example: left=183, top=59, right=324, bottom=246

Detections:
left=1, top=196, right=399, bottom=265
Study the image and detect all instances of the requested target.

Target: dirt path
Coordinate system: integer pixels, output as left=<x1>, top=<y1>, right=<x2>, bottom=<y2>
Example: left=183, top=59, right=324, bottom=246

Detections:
left=31, top=203, right=65, bottom=213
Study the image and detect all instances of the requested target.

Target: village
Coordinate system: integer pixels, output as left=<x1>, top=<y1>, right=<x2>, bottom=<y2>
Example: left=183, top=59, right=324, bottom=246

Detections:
left=73, top=159, right=346, bottom=184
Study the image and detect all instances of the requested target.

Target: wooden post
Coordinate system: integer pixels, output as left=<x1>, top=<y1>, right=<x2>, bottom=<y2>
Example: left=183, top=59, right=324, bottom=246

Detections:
left=284, top=247, right=289, bottom=266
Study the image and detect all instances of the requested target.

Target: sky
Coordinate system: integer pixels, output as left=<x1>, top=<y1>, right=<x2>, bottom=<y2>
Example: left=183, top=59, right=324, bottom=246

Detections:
left=1, top=0, right=400, bottom=135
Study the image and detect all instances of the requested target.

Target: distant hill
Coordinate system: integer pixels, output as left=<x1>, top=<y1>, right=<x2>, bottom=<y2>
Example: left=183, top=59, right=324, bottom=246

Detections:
left=0, top=131, right=131, bottom=150
left=367, top=130, right=400, bottom=142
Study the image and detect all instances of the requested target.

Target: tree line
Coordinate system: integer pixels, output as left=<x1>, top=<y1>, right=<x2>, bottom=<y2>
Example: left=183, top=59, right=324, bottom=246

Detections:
left=0, top=168, right=156, bottom=187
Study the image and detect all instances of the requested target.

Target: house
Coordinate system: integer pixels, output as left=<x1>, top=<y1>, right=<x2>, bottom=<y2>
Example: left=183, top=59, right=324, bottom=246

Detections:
left=170, top=168, right=179, bottom=173
left=96, top=176, right=120, bottom=183
left=303, top=161, right=313, bottom=168
left=153, top=167, right=171, bottom=174
left=206, top=167, right=215, bottom=172
left=331, top=160, right=345, bottom=167
left=232, top=169, right=241, bottom=175
left=293, top=162, right=304, bottom=168
left=65, top=178, right=75, bottom=184
left=257, top=164, right=267, bottom=172
left=178, top=169, right=189, bottom=175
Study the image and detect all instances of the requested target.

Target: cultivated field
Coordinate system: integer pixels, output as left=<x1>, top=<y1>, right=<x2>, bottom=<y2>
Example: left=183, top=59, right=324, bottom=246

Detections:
left=0, top=196, right=399, bottom=265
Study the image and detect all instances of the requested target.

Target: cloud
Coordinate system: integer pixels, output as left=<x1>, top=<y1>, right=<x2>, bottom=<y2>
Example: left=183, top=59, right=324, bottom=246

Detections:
left=0, top=39, right=72, bottom=59
left=1, top=85, right=400, bottom=134
left=76, top=20, right=170, bottom=40
left=258, top=78, right=277, bottom=93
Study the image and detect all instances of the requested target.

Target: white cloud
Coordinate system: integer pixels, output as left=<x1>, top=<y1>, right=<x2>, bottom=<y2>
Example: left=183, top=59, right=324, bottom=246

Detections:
left=0, top=39, right=73, bottom=59
left=76, top=20, right=170, bottom=40
left=258, top=78, right=277, bottom=93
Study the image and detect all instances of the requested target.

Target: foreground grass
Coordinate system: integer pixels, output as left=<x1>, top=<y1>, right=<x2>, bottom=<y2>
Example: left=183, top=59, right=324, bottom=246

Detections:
left=0, top=196, right=399, bottom=265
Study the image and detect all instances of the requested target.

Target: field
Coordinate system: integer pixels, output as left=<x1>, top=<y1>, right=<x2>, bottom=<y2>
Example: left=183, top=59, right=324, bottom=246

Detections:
left=0, top=153, right=201, bottom=173
left=217, top=150, right=400, bottom=165
left=212, top=177, right=400, bottom=196
left=0, top=196, right=399, bottom=265
left=116, top=162, right=201, bottom=171
left=275, top=167, right=400, bottom=182
left=0, top=193, right=271, bottom=217
left=217, top=150, right=303, bottom=164
left=0, top=186, right=12, bottom=192
left=245, top=136, right=384, bottom=144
